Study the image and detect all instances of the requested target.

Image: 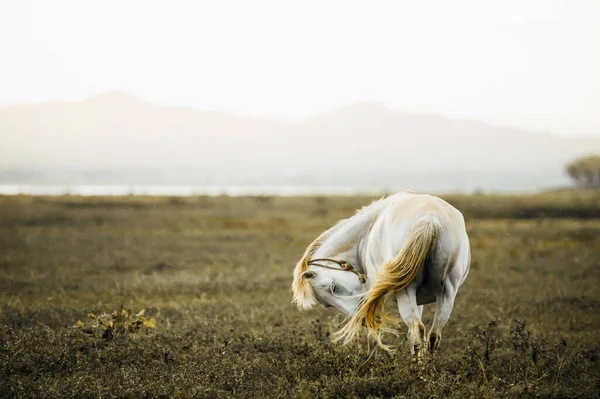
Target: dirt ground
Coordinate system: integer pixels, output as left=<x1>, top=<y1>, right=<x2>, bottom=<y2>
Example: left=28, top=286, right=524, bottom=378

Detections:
left=0, top=192, right=599, bottom=398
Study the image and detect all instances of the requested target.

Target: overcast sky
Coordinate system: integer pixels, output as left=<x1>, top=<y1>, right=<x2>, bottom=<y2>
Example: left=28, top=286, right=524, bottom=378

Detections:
left=1, top=0, right=599, bottom=135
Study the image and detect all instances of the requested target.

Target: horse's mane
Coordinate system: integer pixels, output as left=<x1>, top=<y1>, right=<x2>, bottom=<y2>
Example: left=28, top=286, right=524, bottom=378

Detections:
left=291, top=221, right=341, bottom=310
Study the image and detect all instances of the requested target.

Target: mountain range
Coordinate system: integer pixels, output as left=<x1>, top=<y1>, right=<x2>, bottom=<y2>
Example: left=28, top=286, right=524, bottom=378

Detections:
left=1, top=91, right=599, bottom=192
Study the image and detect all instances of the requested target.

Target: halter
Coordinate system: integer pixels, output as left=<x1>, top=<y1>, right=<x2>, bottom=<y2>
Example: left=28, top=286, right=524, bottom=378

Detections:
left=307, top=258, right=367, bottom=284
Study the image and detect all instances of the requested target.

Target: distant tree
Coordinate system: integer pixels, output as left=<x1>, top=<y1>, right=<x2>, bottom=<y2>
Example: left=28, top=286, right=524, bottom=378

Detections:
left=565, top=154, right=600, bottom=189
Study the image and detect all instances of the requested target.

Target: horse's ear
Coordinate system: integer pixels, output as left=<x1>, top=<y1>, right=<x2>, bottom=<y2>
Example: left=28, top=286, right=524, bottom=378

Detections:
left=302, top=270, right=316, bottom=279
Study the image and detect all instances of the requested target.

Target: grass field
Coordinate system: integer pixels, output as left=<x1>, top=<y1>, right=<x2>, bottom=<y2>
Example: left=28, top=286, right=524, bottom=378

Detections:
left=1, top=192, right=599, bottom=398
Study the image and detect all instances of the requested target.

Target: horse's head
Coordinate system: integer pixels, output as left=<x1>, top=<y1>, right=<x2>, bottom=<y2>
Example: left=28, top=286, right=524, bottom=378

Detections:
left=300, top=265, right=366, bottom=315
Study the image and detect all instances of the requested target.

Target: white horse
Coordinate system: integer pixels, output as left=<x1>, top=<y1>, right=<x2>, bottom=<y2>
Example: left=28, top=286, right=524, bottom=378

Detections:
left=291, top=190, right=470, bottom=357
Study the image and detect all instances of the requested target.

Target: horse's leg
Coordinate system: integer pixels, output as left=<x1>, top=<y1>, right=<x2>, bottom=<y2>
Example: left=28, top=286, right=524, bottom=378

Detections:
left=396, top=284, right=427, bottom=359
left=429, top=244, right=470, bottom=354
left=428, top=282, right=457, bottom=354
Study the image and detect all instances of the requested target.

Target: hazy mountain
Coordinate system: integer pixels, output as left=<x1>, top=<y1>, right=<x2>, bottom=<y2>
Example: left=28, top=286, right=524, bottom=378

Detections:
left=1, top=92, right=599, bottom=192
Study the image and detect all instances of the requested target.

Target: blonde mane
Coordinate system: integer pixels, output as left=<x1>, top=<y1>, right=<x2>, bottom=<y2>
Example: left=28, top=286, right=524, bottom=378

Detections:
left=291, top=229, right=331, bottom=310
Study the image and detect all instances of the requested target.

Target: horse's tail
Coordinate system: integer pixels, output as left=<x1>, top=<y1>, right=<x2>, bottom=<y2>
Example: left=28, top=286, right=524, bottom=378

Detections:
left=333, top=217, right=441, bottom=350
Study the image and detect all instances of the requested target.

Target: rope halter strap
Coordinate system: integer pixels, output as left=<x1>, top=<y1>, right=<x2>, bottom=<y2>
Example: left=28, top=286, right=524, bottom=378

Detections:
left=306, top=258, right=367, bottom=284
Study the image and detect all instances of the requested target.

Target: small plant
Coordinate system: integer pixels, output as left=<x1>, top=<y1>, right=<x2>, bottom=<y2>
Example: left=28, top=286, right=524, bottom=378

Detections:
left=476, top=318, right=499, bottom=363
left=74, top=309, right=156, bottom=340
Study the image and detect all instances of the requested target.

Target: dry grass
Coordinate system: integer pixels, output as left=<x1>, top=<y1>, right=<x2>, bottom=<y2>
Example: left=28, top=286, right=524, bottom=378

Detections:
left=0, top=192, right=599, bottom=398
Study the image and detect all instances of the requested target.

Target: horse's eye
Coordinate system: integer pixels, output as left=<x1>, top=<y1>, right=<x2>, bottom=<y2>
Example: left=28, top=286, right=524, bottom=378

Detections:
left=330, top=282, right=337, bottom=294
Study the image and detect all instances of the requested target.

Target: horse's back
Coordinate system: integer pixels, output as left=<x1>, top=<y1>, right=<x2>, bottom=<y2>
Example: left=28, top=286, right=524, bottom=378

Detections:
left=385, top=192, right=466, bottom=233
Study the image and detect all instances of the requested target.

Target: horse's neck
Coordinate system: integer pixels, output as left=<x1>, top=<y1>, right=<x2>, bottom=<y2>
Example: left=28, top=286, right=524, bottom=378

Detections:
left=312, top=198, right=388, bottom=262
